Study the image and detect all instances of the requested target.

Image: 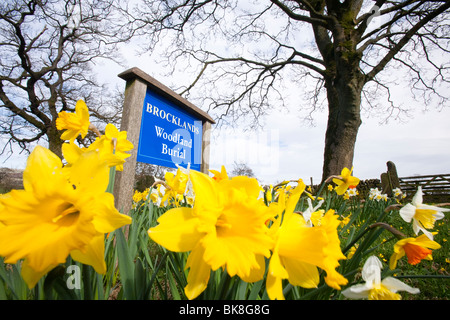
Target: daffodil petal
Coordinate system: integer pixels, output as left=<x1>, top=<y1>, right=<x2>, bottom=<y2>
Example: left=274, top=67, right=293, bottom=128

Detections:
left=184, top=245, right=210, bottom=300
left=148, top=207, right=202, bottom=252
left=341, top=284, right=371, bottom=299
left=60, top=129, right=80, bottom=142
left=381, top=277, right=420, bottom=294
left=324, top=268, right=348, bottom=290
left=283, top=258, right=319, bottom=288
left=277, top=214, right=325, bottom=264
left=21, top=259, right=58, bottom=289
left=22, top=146, right=64, bottom=194
left=221, top=176, right=261, bottom=199
left=62, top=142, right=84, bottom=165
left=362, top=256, right=383, bottom=285
left=75, top=100, right=90, bottom=126
left=411, top=187, right=423, bottom=207
left=414, top=233, right=441, bottom=250
left=67, top=150, right=109, bottom=195
left=334, top=183, right=347, bottom=196
left=285, top=181, right=305, bottom=216
left=266, top=272, right=285, bottom=300
left=0, top=215, right=96, bottom=271
left=399, top=203, right=416, bottom=223
left=70, top=234, right=106, bottom=274
left=240, top=254, right=266, bottom=283
left=189, top=170, right=220, bottom=216
left=268, top=249, right=288, bottom=279
left=90, top=193, right=132, bottom=233
left=105, top=123, right=119, bottom=139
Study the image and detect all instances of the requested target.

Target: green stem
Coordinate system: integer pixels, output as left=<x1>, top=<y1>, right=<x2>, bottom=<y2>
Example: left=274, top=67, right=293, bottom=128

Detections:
left=369, top=222, right=406, bottom=239
left=312, top=176, right=338, bottom=207
left=342, top=224, right=373, bottom=254
left=148, top=251, right=169, bottom=293
left=395, top=275, right=450, bottom=279
left=106, top=166, right=116, bottom=194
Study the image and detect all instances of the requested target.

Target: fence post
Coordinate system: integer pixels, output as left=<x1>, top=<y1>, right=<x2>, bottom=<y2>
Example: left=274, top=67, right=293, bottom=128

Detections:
left=381, top=161, right=400, bottom=197
left=113, top=77, right=147, bottom=215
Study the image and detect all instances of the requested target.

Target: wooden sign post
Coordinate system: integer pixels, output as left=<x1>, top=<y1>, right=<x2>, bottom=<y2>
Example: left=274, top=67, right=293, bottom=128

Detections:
left=113, top=67, right=215, bottom=214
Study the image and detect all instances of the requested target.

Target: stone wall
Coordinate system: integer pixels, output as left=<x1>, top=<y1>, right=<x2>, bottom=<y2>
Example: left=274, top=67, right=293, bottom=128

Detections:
left=0, top=168, right=24, bottom=192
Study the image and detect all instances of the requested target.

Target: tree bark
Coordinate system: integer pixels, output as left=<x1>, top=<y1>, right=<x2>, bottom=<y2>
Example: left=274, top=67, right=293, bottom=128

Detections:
left=322, top=74, right=364, bottom=181
left=317, top=4, right=366, bottom=181
left=47, top=125, right=64, bottom=159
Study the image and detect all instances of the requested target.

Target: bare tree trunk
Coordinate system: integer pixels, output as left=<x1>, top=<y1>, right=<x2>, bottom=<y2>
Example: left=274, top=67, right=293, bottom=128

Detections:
left=47, top=125, right=63, bottom=159
left=321, top=64, right=365, bottom=182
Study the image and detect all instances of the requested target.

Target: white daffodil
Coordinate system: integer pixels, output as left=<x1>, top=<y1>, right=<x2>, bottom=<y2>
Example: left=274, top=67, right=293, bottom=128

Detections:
left=302, top=197, right=324, bottom=227
left=342, top=256, right=420, bottom=300
left=393, top=187, right=406, bottom=199
left=399, top=187, right=449, bottom=240
left=368, top=188, right=381, bottom=199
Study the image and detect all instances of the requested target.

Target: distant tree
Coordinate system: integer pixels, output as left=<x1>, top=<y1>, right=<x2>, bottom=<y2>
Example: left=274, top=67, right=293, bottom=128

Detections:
left=125, top=0, right=450, bottom=181
left=134, top=162, right=174, bottom=192
left=0, top=0, right=128, bottom=159
left=230, top=161, right=256, bottom=178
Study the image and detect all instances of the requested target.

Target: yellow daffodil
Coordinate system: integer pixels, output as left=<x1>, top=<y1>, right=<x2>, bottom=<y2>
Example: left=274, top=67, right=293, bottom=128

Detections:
left=209, top=165, right=229, bottom=182
left=133, top=190, right=144, bottom=203
left=340, top=215, right=350, bottom=228
left=332, top=167, right=360, bottom=196
left=142, top=188, right=150, bottom=200
left=56, top=100, right=90, bottom=142
left=150, top=189, right=159, bottom=204
left=186, top=196, right=195, bottom=206
left=91, top=123, right=134, bottom=171
left=58, top=101, right=132, bottom=172
left=160, top=168, right=190, bottom=205
left=393, top=187, right=405, bottom=199
left=302, top=197, right=324, bottom=227
left=148, top=170, right=275, bottom=299
left=62, top=141, right=125, bottom=170
left=265, top=185, right=274, bottom=203
left=342, top=256, right=419, bottom=300
left=399, top=187, right=449, bottom=240
left=266, top=181, right=348, bottom=300
left=347, top=245, right=357, bottom=259
left=0, top=146, right=131, bottom=288
left=165, top=169, right=189, bottom=195
left=346, top=186, right=358, bottom=197
left=389, top=234, right=441, bottom=269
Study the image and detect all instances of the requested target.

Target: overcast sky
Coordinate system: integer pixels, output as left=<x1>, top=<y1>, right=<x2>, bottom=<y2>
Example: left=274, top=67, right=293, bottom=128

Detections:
left=87, top=47, right=450, bottom=186
left=2, top=51, right=449, bottom=187
left=2, top=19, right=450, bottom=187
left=206, top=101, right=450, bottom=185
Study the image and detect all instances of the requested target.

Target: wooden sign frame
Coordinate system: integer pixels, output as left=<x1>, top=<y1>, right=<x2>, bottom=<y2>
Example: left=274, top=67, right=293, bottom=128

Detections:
left=113, top=67, right=215, bottom=214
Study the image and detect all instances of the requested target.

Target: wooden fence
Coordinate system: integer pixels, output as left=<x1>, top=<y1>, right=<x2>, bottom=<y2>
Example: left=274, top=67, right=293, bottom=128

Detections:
left=398, top=174, right=450, bottom=203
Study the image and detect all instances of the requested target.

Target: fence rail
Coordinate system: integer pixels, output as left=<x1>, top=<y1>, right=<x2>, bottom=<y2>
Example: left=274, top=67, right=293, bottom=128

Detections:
left=398, top=174, right=450, bottom=203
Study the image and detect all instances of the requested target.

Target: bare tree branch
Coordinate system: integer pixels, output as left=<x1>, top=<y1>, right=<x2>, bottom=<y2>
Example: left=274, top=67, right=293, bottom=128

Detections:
left=0, top=0, right=128, bottom=158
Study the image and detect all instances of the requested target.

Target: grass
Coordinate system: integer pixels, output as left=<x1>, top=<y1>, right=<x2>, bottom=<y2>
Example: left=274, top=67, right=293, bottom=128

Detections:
left=336, top=195, right=449, bottom=300
left=1, top=179, right=448, bottom=300
left=377, top=211, right=449, bottom=300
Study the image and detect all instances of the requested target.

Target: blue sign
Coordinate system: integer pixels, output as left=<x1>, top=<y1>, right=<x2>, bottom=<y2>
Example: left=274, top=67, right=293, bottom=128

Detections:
left=137, top=87, right=203, bottom=171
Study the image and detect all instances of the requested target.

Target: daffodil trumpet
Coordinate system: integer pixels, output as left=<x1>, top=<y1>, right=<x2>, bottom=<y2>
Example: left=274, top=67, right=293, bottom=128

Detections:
left=0, top=146, right=132, bottom=288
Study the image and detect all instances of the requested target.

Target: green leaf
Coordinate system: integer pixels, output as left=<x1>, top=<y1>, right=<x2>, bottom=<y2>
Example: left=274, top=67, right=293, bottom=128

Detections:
left=235, top=279, right=248, bottom=300
left=248, top=279, right=264, bottom=300
left=106, top=166, right=116, bottom=194
left=115, top=227, right=136, bottom=300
